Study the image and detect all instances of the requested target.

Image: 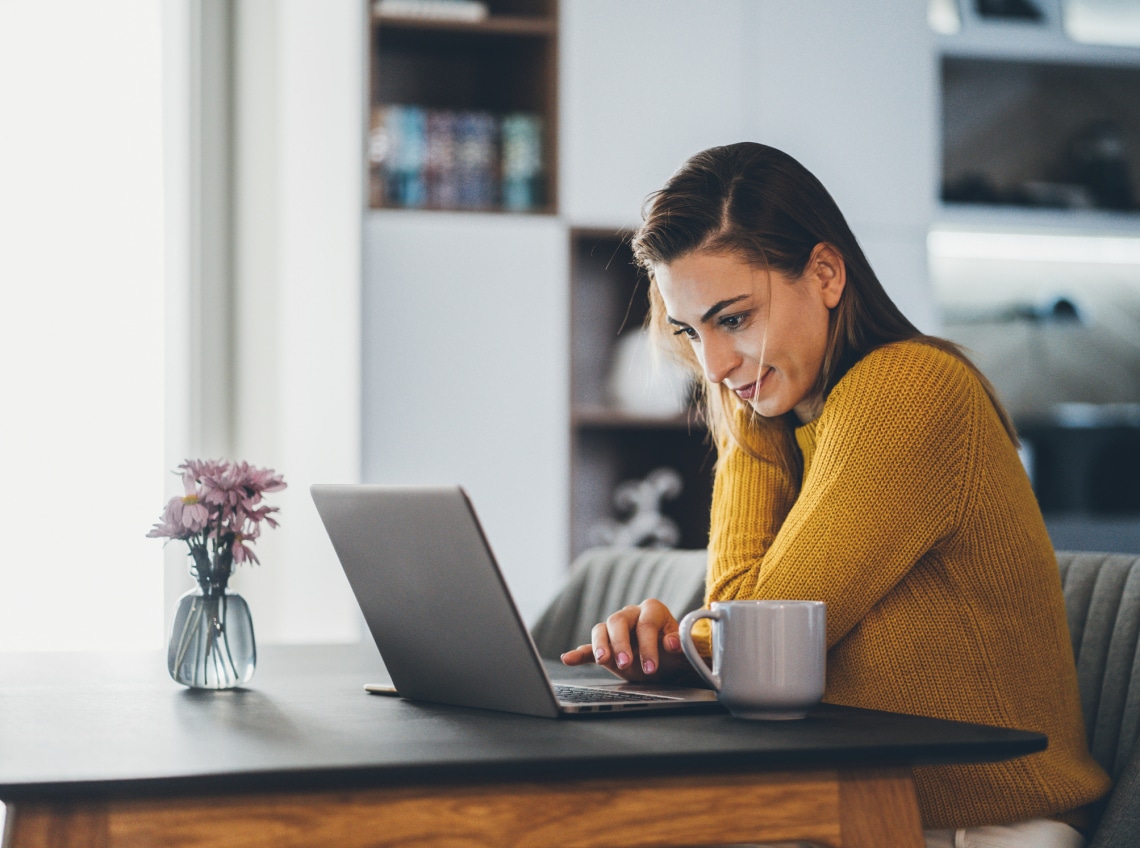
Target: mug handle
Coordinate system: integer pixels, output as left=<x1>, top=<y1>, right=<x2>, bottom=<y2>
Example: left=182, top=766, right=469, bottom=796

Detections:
left=679, top=608, right=721, bottom=691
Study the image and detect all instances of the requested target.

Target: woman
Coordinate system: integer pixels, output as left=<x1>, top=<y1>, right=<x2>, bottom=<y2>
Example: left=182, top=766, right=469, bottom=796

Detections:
left=560, top=143, right=1110, bottom=847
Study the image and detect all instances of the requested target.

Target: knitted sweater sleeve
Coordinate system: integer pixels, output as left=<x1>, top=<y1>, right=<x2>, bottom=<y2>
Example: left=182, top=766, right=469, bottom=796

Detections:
left=707, top=343, right=977, bottom=648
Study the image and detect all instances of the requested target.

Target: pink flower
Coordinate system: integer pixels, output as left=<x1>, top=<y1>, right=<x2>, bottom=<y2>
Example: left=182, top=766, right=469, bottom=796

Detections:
left=179, top=494, right=210, bottom=531
left=231, top=529, right=260, bottom=565
left=200, top=464, right=243, bottom=510
left=243, top=464, right=286, bottom=494
left=243, top=503, right=281, bottom=530
left=181, top=458, right=227, bottom=480
left=147, top=497, right=196, bottom=540
left=150, top=458, right=286, bottom=575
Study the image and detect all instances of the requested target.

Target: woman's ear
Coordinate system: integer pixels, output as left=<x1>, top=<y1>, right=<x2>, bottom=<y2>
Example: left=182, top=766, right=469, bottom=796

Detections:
left=809, top=243, right=846, bottom=309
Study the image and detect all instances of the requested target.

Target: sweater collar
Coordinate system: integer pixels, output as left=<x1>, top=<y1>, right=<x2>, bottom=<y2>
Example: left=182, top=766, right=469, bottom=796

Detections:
left=795, top=417, right=820, bottom=480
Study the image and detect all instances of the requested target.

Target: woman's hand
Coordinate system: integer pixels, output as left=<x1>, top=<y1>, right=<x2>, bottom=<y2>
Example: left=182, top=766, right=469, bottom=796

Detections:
left=560, top=598, right=692, bottom=684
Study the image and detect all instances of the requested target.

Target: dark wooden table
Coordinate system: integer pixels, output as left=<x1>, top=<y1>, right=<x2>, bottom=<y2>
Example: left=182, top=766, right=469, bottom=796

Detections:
left=0, top=645, right=1045, bottom=847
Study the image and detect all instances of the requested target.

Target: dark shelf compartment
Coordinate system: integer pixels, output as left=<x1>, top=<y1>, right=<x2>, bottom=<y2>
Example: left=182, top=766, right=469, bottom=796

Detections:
left=1020, top=419, right=1140, bottom=515
left=941, top=56, right=1140, bottom=214
left=569, top=229, right=713, bottom=559
left=572, top=406, right=706, bottom=431
left=572, top=428, right=715, bottom=556
left=373, top=27, right=553, bottom=112
left=366, top=0, right=558, bottom=214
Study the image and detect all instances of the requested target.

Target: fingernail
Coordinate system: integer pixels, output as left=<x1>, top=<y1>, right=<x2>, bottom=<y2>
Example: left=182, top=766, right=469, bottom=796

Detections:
left=617, top=652, right=630, bottom=668
left=594, top=647, right=605, bottom=661
left=643, top=659, right=656, bottom=674
left=665, top=635, right=681, bottom=651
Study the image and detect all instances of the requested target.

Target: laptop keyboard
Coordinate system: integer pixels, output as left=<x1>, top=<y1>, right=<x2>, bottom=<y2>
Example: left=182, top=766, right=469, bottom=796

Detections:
left=554, top=684, right=671, bottom=703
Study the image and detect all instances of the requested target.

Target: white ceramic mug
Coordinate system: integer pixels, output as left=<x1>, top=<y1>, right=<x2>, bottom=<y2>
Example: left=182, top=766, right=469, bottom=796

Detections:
left=679, top=600, right=826, bottom=720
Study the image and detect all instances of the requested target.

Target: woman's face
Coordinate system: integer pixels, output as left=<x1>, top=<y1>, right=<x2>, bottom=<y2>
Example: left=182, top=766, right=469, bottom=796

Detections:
left=653, top=246, right=846, bottom=423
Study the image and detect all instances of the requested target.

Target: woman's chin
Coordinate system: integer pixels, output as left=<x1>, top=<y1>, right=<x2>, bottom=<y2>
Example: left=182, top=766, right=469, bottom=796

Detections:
left=745, top=396, right=789, bottom=419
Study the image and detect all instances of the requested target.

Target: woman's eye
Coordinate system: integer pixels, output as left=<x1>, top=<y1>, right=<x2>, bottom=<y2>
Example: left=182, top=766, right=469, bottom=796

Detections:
left=672, top=326, right=698, bottom=340
left=719, top=313, right=748, bottom=330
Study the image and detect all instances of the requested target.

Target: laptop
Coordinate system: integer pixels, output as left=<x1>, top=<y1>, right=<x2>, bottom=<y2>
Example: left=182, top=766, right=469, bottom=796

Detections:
left=310, top=483, right=720, bottom=717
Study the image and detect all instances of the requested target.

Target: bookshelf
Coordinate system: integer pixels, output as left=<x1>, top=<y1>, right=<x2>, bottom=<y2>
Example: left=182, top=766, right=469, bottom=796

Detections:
left=569, top=228, right=715, bottom=559
left=933, top=3, right=1140, bottom=556
left=937, top=5, right=1140, bottom=228
left=366, top=0, right=558, bottom=214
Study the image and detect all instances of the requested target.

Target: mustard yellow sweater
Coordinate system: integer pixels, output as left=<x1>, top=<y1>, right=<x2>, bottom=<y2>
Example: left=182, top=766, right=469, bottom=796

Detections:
left=704, top=340, right=1110, bottom=829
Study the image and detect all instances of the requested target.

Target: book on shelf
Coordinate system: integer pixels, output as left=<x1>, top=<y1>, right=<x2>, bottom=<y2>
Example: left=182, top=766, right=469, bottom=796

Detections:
left=370, top=104, right=544, bottom=212
left=425, top=110, right=459, bottom=209
left=373, top=0, right=489, bottom=23
left=371, top=105, right=427, bottom=208
left=501, top=113, right=544, bottom=211
left=456, top=111, right=498, bottom=210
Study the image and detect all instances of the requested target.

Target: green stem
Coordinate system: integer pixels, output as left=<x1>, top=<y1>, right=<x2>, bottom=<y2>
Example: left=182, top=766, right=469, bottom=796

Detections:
left=173, top=597, right=203, bottom=674
left=219, top=596, right=240, bottom=684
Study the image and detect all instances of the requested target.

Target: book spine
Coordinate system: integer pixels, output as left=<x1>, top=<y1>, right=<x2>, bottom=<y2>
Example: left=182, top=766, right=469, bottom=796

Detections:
left=456, top=111, right=498, bottom=210
left=369, top=106, right=390, bottom=207
left=425, top=110, right=458, bottom=209
left=501, top=113, right=544, bottom=212
left=389, top=105, right=427, bottom=208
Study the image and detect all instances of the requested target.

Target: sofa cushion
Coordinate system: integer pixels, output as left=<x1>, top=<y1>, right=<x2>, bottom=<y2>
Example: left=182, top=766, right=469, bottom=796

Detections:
left=530, top=547, right=707, bottom=658
left=1057, top=551, right=1140, bottom=780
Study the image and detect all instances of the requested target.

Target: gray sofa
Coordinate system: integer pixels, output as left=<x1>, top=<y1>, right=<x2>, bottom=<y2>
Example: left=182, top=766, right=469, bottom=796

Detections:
left=531, top=548, right=1140, bottom=847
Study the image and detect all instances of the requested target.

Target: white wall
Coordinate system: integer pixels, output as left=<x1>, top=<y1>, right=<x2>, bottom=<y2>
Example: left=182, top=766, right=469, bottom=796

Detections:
left=225, top=0, right=365, bottom=643
left=745, top=0, right=939, bottom=332
left=361, top=213, right=569, bottom=622
left=560, top=0, right=750, bottom=228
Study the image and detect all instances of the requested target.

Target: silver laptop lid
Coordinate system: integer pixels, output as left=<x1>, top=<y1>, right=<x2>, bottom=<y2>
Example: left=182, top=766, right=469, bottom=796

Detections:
left=311, top=484, right=562, bottom=718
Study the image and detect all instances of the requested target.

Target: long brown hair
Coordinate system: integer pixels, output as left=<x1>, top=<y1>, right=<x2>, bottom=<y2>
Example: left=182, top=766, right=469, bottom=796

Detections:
left=631, top=142, right=1017, bottom=467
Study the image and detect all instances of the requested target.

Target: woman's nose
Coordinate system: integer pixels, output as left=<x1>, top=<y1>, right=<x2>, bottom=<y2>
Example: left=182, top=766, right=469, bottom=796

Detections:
left=701, top=336, right=739, bottom=385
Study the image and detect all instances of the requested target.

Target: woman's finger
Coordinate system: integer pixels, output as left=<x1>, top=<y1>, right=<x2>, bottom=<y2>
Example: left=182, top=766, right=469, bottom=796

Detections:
left=634, top=599, right=677, bottom=675
left=661, top=610, right=683, bottom=653
left=560, top=643, right=595, bottom=666
left=604, top=605, right=641, bottom=672
left=590, top=620, right=615, bottom=667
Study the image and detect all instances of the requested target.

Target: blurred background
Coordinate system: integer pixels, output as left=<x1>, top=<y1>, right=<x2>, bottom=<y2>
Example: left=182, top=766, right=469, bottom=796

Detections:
left=2, top=0, right=1140, bottom=655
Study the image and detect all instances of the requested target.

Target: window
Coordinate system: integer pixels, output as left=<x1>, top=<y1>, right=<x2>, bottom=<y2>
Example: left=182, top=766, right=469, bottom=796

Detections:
left=0, top=2, right=167, bottom=650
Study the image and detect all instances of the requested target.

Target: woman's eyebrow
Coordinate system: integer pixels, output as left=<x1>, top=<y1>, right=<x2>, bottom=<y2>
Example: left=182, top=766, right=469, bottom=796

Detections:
left=700, top=295, right=749, bottom=323
left=666, top=295, right=750, bottom=328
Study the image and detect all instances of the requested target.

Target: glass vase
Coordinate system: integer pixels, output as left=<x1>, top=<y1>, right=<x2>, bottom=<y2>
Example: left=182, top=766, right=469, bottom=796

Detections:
left=167, top=563, right=256, bottom=689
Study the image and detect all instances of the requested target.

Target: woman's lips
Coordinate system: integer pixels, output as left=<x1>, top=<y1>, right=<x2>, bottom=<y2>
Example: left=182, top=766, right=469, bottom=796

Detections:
left=732, top=368, right=769, bottom=401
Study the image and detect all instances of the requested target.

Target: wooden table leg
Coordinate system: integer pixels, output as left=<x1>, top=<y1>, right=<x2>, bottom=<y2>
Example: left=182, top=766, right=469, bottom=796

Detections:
left=838, top=767, right=925, bottom=848
left=4, top=766, right=925, bottom=848
left=5, top=800, right=109, bottom=848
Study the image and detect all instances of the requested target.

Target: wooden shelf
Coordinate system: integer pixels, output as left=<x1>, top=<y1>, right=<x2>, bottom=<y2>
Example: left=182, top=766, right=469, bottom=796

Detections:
left=375, top=14, right=556, bottom=37
left=572, top=406, right=707, bottom=431
left=368, top=201, right=558, bottom=215
left=366, top=0, right=559, bottom=214
left=936, top=203, right=1140, bottom=235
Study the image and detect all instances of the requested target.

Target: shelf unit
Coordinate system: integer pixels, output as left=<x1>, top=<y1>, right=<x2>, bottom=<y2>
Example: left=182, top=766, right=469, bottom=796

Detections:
left=935, top=202, right=1140, bottom=235
left=933, top=3, right=1140, bottom=556
left=937, top=18, right=1140, bottom=65
left=366, top=0, right=558, bottom=214
left=936, top=5, right=1140, bottom=227
left=569, top=228, right=714, bottom=559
